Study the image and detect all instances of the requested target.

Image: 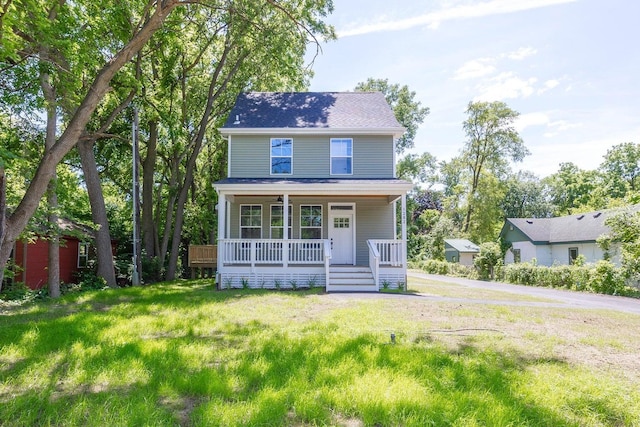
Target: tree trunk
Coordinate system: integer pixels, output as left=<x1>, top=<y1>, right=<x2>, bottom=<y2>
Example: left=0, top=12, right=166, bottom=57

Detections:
left=77, top=141, right=117, bottom=287
left=0, top=167, right=6, bottom=290
left=142, top=119, right=158, bottom=259
left=0, top=1, right=179, bottom=283
left=165, top=44, right=242, bottom=280
left=42, top=69, right=61, bottom=298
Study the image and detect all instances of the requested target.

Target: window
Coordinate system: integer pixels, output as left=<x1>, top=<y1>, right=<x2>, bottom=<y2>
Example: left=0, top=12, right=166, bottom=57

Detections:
left=240, top=205, right=262, bottom=238
left=569, top=247, right=579, bottom=264
left=270, top=205, right=292, bottom=239
left=330, top=138, right=352, bottom=175
left=513, top=249, right=521, bottom=263
left=78, top=242, right=89, bottom=268
left=300, top=205, right=322, bottom=239
left=271, top=138, right=292, bottom=174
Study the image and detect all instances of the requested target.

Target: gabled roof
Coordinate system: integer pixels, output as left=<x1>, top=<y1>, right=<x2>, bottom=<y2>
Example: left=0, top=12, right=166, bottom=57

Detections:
left=444, top=239, right=480, bottom=253
left=221, top=92, right=405, bottom=136
left=501, top=205, right=640, bottom=244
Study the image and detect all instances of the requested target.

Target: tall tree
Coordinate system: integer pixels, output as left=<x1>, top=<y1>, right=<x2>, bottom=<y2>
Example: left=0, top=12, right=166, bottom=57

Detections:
left=543, top=162, right=600, bottom=215
left=599, top=142, right=640, bottom=198
left=460, top=101, right=528, bottom=235
left=501, top=171, right=552, bottom=219
left=0, top=0, right=335, bottom=286
left=355, top=78, right=429, bottom=155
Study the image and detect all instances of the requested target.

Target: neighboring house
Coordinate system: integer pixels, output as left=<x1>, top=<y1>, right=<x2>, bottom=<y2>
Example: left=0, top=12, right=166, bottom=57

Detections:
left=444, top=239, right=479, bottom=266
left=7, top=218, right=94, bottom=290
left=213, top=92, right=413, bottom=291
left=500, top=206, right=639, bottom=266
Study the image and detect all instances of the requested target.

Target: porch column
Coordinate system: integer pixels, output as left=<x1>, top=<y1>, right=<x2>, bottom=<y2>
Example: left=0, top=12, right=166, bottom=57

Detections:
left=217, top=192, right=226, bottom=274
left=401, top=194, right=407, bottom=269
left=283, top=194, right=289, bottom=267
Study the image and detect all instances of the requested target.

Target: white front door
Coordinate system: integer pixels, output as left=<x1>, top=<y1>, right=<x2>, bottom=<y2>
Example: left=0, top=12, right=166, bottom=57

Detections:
left=329, top=204, right=355, bottom=265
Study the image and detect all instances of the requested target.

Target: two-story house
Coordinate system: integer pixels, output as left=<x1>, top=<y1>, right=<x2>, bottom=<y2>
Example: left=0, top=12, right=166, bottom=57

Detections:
left=213, top=92, right=413, bottom=291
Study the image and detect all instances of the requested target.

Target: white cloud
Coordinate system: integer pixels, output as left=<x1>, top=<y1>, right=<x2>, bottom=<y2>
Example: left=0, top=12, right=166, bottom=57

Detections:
left=454, top=58, right=496, bottom=80
left=515, top=112, right=551, bottom=132
left=475, top=72, right=538, bottom=101
left=339, top=0, right=578, bottom=37
left=537, top=79, right=561, bottom=95
left=515, top=111, right=583, bottom=135
left=506, top=47, right=538, bottom=60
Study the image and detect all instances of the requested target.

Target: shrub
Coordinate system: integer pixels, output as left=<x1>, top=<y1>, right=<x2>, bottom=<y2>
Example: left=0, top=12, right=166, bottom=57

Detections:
left=587, top=260, right=628, bottom=295
left=474, top=242, right=502, bottom=280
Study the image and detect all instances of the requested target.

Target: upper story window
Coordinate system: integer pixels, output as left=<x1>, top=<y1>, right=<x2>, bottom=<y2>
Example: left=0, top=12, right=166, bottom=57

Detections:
left=271, top=138, right=293, bottom=175
left=330, top=138, right=352, bottom=175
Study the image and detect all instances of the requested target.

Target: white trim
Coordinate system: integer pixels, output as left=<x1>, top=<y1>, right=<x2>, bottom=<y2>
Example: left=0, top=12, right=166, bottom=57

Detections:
left=221, top=127, right=405, bottom=138
left=270, top=137, right=293, bottom=176
left=227, top=135, right=231, bottom=178
left=328, top=203, right=356, bottom=265
left=215, top=181, right=413, bottom=197
left=77, top=242, right=89, bottom=268
left=239, top=204, right=263, bottom=238
left=330, top=138, right=353, bottom=176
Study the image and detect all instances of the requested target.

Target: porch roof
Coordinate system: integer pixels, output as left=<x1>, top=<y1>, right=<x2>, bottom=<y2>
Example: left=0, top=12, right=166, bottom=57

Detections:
left=214, top=177, right=412, bottom=201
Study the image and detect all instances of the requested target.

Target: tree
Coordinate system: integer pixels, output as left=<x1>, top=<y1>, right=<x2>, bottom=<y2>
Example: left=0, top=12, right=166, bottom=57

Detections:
left=543, top=162, right=600, bottom=215
left=599, top=142, right=640, bottom=198
left=0, top=0, right=335, bottom=288
left=460, top=101, right=528, bottom=234
left=0, top=0, right=182, bottom=289
left=599, top=208, right=640, bottom=285
left=501, top=171, right=552, bottom=219
left=355, top=78, right=429, bottom=154
left=397, top=152, right=438, bottom=188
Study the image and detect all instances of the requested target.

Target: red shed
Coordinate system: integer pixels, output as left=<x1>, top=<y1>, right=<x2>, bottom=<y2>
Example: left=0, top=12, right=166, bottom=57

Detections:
left=10, top=219, right=94, bottom=290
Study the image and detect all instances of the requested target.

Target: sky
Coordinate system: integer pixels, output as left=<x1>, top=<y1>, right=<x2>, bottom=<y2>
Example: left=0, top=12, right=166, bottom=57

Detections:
left=306, top=0, right=640, bottom=178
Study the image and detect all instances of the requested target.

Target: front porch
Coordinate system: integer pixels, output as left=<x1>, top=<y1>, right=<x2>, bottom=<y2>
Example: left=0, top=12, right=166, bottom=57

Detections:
left=217, top=238, right=406, bottom=291
left=213, top=178, right=412, bottom=292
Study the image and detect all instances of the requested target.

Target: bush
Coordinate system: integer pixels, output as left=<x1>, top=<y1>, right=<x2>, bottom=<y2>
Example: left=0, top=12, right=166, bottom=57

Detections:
left=411, top=259, right=477, bottom=279
left=586, top=260, right=630, bottom=296
left=474, top=242, right=502, bottom=280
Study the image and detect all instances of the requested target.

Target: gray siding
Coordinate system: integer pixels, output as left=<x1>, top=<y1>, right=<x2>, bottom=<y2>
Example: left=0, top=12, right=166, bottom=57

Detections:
left=229, top=134, right=394, bottom=179
left=227, top=196, right=396, bottom=266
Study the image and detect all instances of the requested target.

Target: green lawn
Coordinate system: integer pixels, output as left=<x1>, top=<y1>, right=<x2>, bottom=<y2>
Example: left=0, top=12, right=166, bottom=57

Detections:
left=1, top=280, right=639, bottom=426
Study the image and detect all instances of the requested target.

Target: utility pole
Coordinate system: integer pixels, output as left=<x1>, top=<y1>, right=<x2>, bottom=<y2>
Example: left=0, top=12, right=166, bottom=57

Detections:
left=132, top=106, right=140, bottom=285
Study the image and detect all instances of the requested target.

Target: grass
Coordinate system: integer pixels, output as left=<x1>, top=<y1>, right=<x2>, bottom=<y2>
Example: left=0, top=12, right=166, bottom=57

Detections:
left=1, top=279, right=640, bottom=426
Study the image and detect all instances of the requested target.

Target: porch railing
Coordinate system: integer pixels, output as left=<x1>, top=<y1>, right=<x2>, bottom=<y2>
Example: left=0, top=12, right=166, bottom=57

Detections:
left=368, top=239, right=405, bottom=267
left=219, top=239, right=328, bottom=267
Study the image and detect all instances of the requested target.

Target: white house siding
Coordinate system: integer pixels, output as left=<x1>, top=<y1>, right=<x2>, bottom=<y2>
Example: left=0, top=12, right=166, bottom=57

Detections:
left=229, top=134, right=394, bottom=179
left=549, top=242, right=605, bottom=265
left=459, top=253, right=475, bottom=266
left=505, top=241, right=539, bottom=264
left=227, top=196, right=395, bottom=265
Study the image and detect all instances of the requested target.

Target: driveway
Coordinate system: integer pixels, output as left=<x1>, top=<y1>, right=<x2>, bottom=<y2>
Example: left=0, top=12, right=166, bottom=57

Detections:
left=327, top=271, right=640, bottom=315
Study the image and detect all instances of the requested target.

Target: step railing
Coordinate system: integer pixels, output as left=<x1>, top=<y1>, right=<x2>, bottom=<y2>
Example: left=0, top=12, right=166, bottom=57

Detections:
left=368, top=239, right=405, bottom=267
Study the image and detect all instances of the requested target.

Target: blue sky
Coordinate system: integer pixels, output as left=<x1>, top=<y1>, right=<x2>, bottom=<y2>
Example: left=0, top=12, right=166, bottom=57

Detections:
left=307, top=0, right=640, bottom=178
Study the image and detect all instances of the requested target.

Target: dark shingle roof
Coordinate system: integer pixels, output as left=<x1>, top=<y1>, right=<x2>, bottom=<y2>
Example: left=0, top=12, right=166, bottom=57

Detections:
left=222, top=92, right=403, bottom=131
left=504, top=205, right=640, bottom=243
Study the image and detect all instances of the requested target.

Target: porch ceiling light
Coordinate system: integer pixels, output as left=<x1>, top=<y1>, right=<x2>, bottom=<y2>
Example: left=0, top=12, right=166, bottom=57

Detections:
left=277, top=196, right=283, bottom=203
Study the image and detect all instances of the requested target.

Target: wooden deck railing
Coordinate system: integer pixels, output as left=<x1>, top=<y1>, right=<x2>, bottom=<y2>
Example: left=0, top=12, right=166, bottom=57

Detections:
left=188, top=245, right=217, bottom=267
